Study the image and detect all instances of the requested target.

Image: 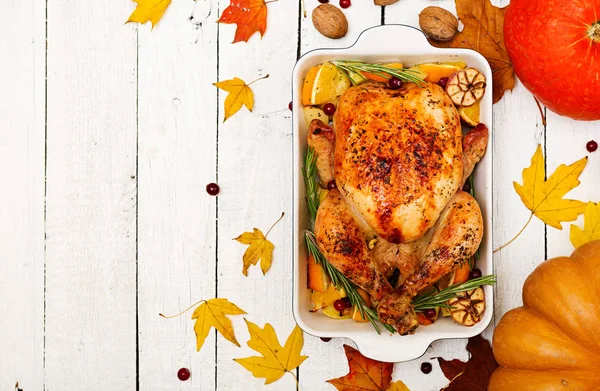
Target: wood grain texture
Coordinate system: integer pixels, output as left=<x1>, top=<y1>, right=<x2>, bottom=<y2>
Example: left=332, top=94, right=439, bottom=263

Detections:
left=545, top=112, right=600, bottom=259
left=0, top=0, right=45, bottom=389
left=136, top=0, right=219, bottom=389
left=4, top=0, right=600, bottom=390
left=44, top=0, right=138, bottom=389
left=214, top=1, right=299, bottom=389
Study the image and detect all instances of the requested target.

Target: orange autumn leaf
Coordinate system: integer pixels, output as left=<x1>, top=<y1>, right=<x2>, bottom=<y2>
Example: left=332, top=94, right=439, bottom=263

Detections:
left=217, top=0, right=269, bottom=43
left=327, top=345, right=394, bottom=391
left=429, top=0, right=514, bottom=104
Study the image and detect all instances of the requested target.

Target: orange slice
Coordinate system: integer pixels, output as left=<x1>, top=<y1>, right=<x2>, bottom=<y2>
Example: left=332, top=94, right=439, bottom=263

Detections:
left=302, top=62, right=342, bottom=105
left=410, top=62, right=467, bottom=83
left=351, top=288, right=372, bottom=322
left=361, top=62, right=404, bottom=82
left=458, top=100, right=481, bottom=127
left=307, top=254, right=328, bottom=292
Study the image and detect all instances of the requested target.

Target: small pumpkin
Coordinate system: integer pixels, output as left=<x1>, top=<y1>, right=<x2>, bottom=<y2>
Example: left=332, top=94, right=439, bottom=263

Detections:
left=490, top=240, right=600, bottom=391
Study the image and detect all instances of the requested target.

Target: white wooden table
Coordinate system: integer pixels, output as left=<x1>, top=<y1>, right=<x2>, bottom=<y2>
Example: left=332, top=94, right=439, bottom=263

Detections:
left=2, top=0, right=599, bottom=389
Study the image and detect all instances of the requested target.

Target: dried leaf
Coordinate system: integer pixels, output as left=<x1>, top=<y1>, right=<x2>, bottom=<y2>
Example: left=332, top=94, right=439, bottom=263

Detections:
left=429, top=0, right=513, bottom=104
left=217, top=0, right=268, bottom=43
left=126, top=0, right=172, bottom=28
left=234, top=212, right=283, bottom=275
left=191, top=298, right=246, bottom=351
left=496, top=145, right=588, bottom=252
left=327, top=345, right=394, bottom=391
left=570, top=202, right=600, bottom=248
left=438, top=335, right=498, bottom=391
left=234, top=320, right=308, bottom=384
left=387, top=380, right=411, bottom=391
left=214, top=78, right=254, bottom=122
left=214, top=75, right=269, bottom=122
left=514, top=145, right=587, bottom=229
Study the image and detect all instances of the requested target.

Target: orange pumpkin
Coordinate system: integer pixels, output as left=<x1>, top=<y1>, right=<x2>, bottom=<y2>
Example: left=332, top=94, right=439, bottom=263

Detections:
left=490, top=240, right=600, bottom=390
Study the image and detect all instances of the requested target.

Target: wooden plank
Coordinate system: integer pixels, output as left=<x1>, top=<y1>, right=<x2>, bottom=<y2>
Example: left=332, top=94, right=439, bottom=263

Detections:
left=44, top=1, right=138, bottom=389
left=214, top=1, right=301, bottom=389
left=136, top=1, right=218, bottom=389
left=545, top=113, right=600, bottom=259
left=301, top=1, right=382, bottom=53
left=489, top=0, right=546, bottom=326
left=298, top=3, right=383, bottom=391
left=0, top=0, right=45, bottom=389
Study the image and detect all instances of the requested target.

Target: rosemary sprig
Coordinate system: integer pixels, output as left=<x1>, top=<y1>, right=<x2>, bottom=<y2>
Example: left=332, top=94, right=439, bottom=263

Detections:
left=466, top=173, right=481, bottom=266
left=303, top=147, right=320, bottom=226
left=305, top=231, right=395, bottom=334
left=331, top=60, right=427, bottom=87
left=303, top=147, right=394, bottom=333
left=412, top=275, right=497, bottom=311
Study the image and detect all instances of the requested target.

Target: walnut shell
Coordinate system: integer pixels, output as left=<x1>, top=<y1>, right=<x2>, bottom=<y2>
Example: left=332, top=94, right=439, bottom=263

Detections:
left=374, top=0, right=399, bottom=5
left=419, top=6, right=458, bottom=42
left=312, top=4, right=348, bottom=40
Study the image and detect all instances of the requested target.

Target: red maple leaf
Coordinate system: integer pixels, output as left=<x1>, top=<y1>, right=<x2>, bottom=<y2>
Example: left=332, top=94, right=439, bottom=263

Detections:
left=217, top=0, right=268, bottom=43
left=327, top=345, right=394, bottom=391
left=438, top=335, right=499, bottom=390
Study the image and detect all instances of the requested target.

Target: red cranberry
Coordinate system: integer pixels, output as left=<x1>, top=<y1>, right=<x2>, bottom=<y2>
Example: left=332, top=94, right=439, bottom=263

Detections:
left=421, top=362, right=432, bottom=374
left=177, top=368, right=191, bottom=381
left=288, top=101, right=293, bottom=111
left=333, top=299, right=346, bottom=311
left=327, top=180, right=337, bottom=190
left=320, top=337, right=332, bottom=342
left=341, top=297, right=352, bottom=308
left=339, top=0, right=351, bottom=8
left=437, top=77, right=449, bottom=89
left=318, top=0, right=329, bottom=2
left=388, top=77, right=403, bottom=90
left=469, top=268, right=482, bottom=280
left=206, top=183, right=220, bottom=196
left=587, top=140, right=598, bottom=153
left=323, top=103, right=336, bottom=116
left=423, top=308, right=437, bottom=319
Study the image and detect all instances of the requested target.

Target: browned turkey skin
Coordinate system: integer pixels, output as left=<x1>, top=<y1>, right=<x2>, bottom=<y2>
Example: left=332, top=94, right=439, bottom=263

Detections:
left=309, top=81, right=487, bottom=335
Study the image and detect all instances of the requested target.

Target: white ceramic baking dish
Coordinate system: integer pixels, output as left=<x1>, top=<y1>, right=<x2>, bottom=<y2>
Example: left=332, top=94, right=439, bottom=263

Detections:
left=292, top=24, right=493, bottom=363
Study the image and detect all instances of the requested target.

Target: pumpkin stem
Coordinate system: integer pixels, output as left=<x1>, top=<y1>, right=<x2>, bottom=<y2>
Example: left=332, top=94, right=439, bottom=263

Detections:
left=589, top=22, right=600, bottom=43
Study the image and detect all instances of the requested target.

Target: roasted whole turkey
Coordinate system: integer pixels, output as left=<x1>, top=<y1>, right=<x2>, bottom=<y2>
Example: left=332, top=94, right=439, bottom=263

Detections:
left=308, top=81, right=488, bottom=334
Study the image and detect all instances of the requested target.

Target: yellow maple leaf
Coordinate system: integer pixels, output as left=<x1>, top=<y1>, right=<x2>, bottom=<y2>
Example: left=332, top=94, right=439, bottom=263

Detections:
left=126, top=0, right=172, bottom=28
left=234, top=212, right=284, bottom=276
left=214, top=74, right=269, bottom=122
left=191, top=298, right=246, bottom=351
left=387, top=380, right=412, bottom=391
left=514, top=145, right=587, bottom=229
left=234, top=320, right=308, bottom=385
left=496, top=145, right=587, bottom=252
left=570, top=202, right=600, bottom=248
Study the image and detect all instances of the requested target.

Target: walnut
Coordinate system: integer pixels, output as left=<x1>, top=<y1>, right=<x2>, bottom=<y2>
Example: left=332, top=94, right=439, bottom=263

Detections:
left=419, top=6, right=458, bottom=42
left=312, top=4, right=348, bottom=40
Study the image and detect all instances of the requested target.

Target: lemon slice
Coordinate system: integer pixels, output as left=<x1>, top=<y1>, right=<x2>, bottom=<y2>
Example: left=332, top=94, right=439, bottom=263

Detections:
left=322, top=304, right=351, bottom=320
left=302, top=62, right=343, bottom=105
left=458, top=100, right=481, bottom=127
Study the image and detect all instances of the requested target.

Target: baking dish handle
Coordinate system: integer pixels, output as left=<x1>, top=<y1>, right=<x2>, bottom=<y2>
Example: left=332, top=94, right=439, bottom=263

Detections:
left=350, top=24, right=431, bottom=55
left=351, top=334, right=431, bottom=363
